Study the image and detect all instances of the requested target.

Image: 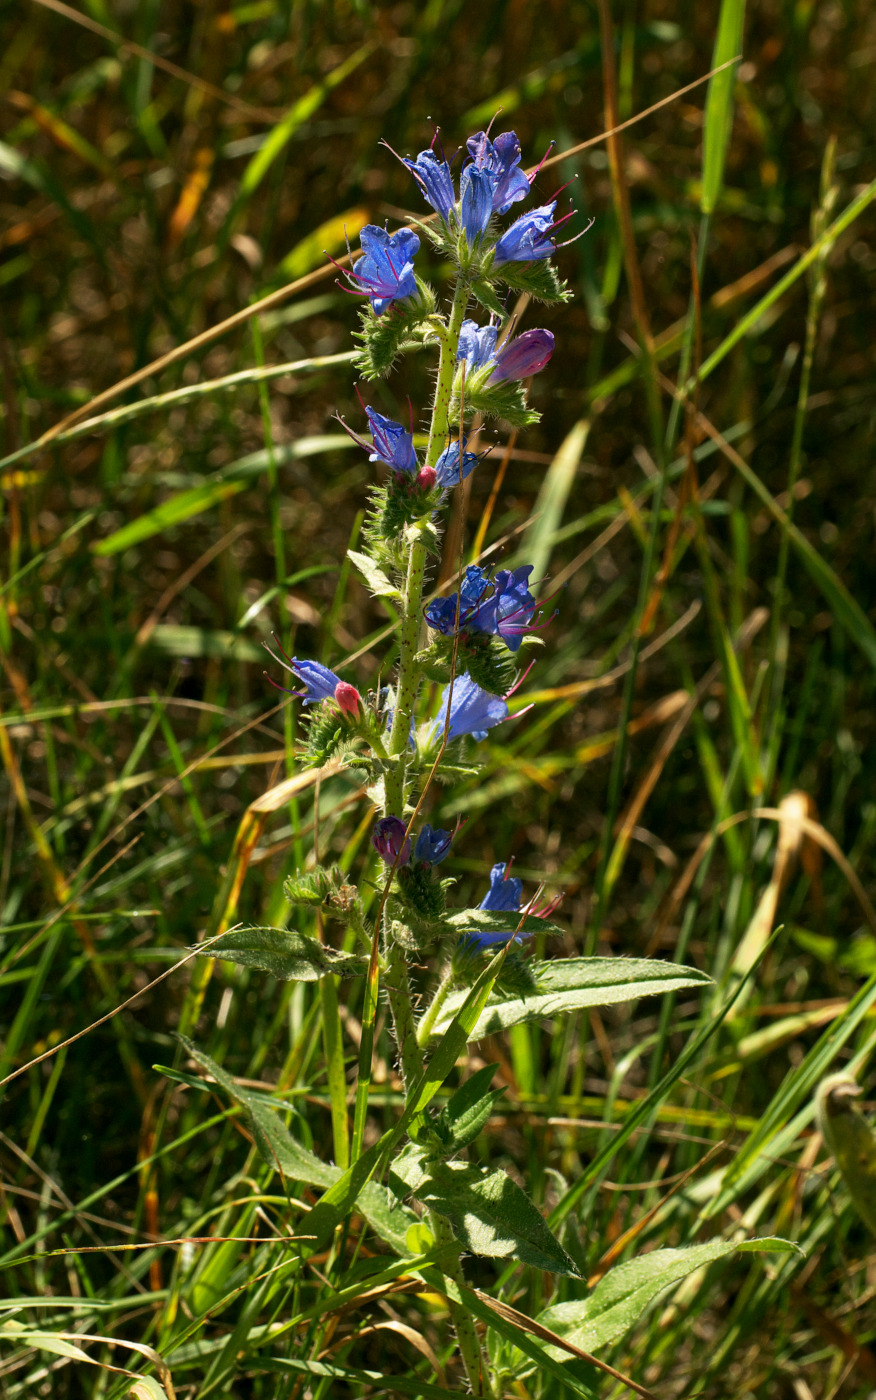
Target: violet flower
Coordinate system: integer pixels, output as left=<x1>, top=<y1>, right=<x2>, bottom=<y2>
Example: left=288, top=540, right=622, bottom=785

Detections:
left=425, top=565, right=544, bottom=653
left=456, top=319, right=499, bottom=373
left=372, top=816, right=412, bottom=866
left=493, top=202, right=558, bottom=266
left=434, top=437, right=480, bottom=487
left=489, top=329, right=554, bottom=383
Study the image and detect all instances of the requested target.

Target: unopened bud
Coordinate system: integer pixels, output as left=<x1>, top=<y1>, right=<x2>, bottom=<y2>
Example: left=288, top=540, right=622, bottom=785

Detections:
left=372, top=816, right=412, bottom=866
left=416, top=466, right=437, bottom=490
left=334, top=681, right=361, bottom=715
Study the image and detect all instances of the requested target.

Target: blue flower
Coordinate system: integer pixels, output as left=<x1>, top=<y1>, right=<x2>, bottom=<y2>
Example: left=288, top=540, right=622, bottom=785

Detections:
left=493, top=202, right=557, bottom=267
left=465, top=130, right=530, bottom=215
left=480, top=861, right=524, bottom=912
left=430, top=673, right=508, bottom=743
left=264, top=650, right=361, bottom=713
left=434, top=437, right=480, bottom=488
left=456, top=319, right=498, bottom=372
left=414, top=824, right=454, bottom=865
left=459, top=164, right=496, bottom=243
left=364, top=407, right=419, bottom=474
left=349, top=225, right=419, bottom=315
left=402, top=147, right=456, bottom=223
left=424, top=565, right=540, bottom=653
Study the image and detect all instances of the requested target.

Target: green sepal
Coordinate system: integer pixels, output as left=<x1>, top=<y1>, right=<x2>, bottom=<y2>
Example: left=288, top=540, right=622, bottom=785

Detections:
left=412, top=1063, right=505, bottom=1159
left=395, top=861, right=448, bottom=921
left=450, top=364, right=540, bottom=429
left=413, top=644, right=453, bottom=684
left=363, top=479, right=444, bottom=569
left=202, top=926, right=368, bottom=981
left=353, top=276, right=436, bottom=380
left=490, top=258, right=571, bottom=304
left=428, top=632, right=518, bottom=697
left=471, top=278, right=509, bottom=318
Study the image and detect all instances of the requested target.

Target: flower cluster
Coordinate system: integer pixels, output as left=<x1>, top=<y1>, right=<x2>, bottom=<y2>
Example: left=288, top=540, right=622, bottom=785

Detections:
left=372, top=817, right=455, bottom=868
left=425, top=564, right=545, bottom=653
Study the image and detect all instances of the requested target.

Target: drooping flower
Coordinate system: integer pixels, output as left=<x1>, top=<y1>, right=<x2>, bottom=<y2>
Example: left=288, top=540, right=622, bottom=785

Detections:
left=456, top=319, right=499, bottom=372
left=434, top=436, right=481, bottom=487
left=425, top=564, right=543, bottom=653
left=459, top=164, right=496, bottom=243
left=264, top=649, right=361, bottom=713
left=489, top=329, right=554, bottom=383
left=372, top=816, right=412, bottom=865
left=363, top=407, right=419, bottom=474
left=414, top=824, right=454, bottom=865
left=430, top=673, right=509, bottom=743
left=348, top=225, right=419, bottom=315
left=402, top=146, right=456, bottom=223
left=493, top=202, right=558, bottom=266
left=465, top=130, right=530, bottom=215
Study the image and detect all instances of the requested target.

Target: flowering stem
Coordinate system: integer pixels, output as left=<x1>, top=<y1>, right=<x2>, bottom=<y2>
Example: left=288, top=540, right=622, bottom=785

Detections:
left=385, top=276, right=470, bottom=817
left=379, top=273, right=493, bottom=1397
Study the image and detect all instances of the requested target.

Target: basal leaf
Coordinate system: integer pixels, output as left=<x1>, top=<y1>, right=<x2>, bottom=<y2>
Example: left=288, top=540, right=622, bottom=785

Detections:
left=425, top=957, right=711, bottom=1041
left=202, top=927, right=368, bottom=982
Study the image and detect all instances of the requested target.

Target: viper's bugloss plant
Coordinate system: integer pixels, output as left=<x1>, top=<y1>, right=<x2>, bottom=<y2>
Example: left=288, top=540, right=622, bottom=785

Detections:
left=188, top=123, right=783, bottom=1398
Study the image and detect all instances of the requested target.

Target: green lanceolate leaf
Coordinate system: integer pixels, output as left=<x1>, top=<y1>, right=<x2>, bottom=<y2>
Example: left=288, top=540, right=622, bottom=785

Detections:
left=395, top=1147, right=579, bottom=1275
left=537, top=1238, right=800, bottom=1355
left=347, top=548, right=402, bottom=599
left=424, top=956, right=711, bottom=1042
left=175, top=1038, right=414, bottom=1255
left=815, top=1074, right=876, bottom=1237
left=202, top=927, right=368, bottom=982
left=414, top=1063, right=505, bottom=1157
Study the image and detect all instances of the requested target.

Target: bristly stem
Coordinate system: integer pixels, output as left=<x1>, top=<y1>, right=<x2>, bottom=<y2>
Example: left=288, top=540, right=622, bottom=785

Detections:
left=385, top=275, right=469, bottom=817
left=380, top=272, right=495, bottom=1395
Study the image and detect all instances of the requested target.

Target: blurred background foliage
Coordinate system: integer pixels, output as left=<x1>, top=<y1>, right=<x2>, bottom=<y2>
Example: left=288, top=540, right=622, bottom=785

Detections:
left=3, top=0, right=876, bottom=1395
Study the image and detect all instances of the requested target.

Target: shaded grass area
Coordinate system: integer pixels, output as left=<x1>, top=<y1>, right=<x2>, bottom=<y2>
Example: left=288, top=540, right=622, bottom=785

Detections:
left=2, top=0, right=876, bottom=1395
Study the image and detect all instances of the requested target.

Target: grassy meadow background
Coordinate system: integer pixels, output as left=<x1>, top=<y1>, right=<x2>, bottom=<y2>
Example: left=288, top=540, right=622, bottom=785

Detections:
left=3, top=0, right=876, bottom=1394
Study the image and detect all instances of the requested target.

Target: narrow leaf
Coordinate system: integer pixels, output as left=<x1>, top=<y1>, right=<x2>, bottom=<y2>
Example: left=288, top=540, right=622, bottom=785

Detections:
left=203, top=927, right=368, bottom=981
left=537, top=1238, right=798, bottom=1354
left=701, top=0, right=745, bottom=214
left=426, top=957, right=711, bottom=1041
left=176, top=1037, right=413, bottom=1254
left=347, top=548, right=402, bottom=599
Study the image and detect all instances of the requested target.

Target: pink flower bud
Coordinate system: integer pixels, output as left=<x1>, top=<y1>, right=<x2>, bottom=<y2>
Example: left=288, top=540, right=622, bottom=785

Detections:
left=416, top=465, right=437, bottom=490
left=334, top=681, right=361, bottom=716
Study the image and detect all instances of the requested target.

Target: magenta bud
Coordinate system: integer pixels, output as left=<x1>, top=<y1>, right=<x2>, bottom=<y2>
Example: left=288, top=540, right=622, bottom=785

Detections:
left=334, top=681, right=361, bottom=715
left=416, top=466, right=437, bottom=490
left=489, top=328, right=554, bottom=384
left=372, top=816, right=412, bottom=865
